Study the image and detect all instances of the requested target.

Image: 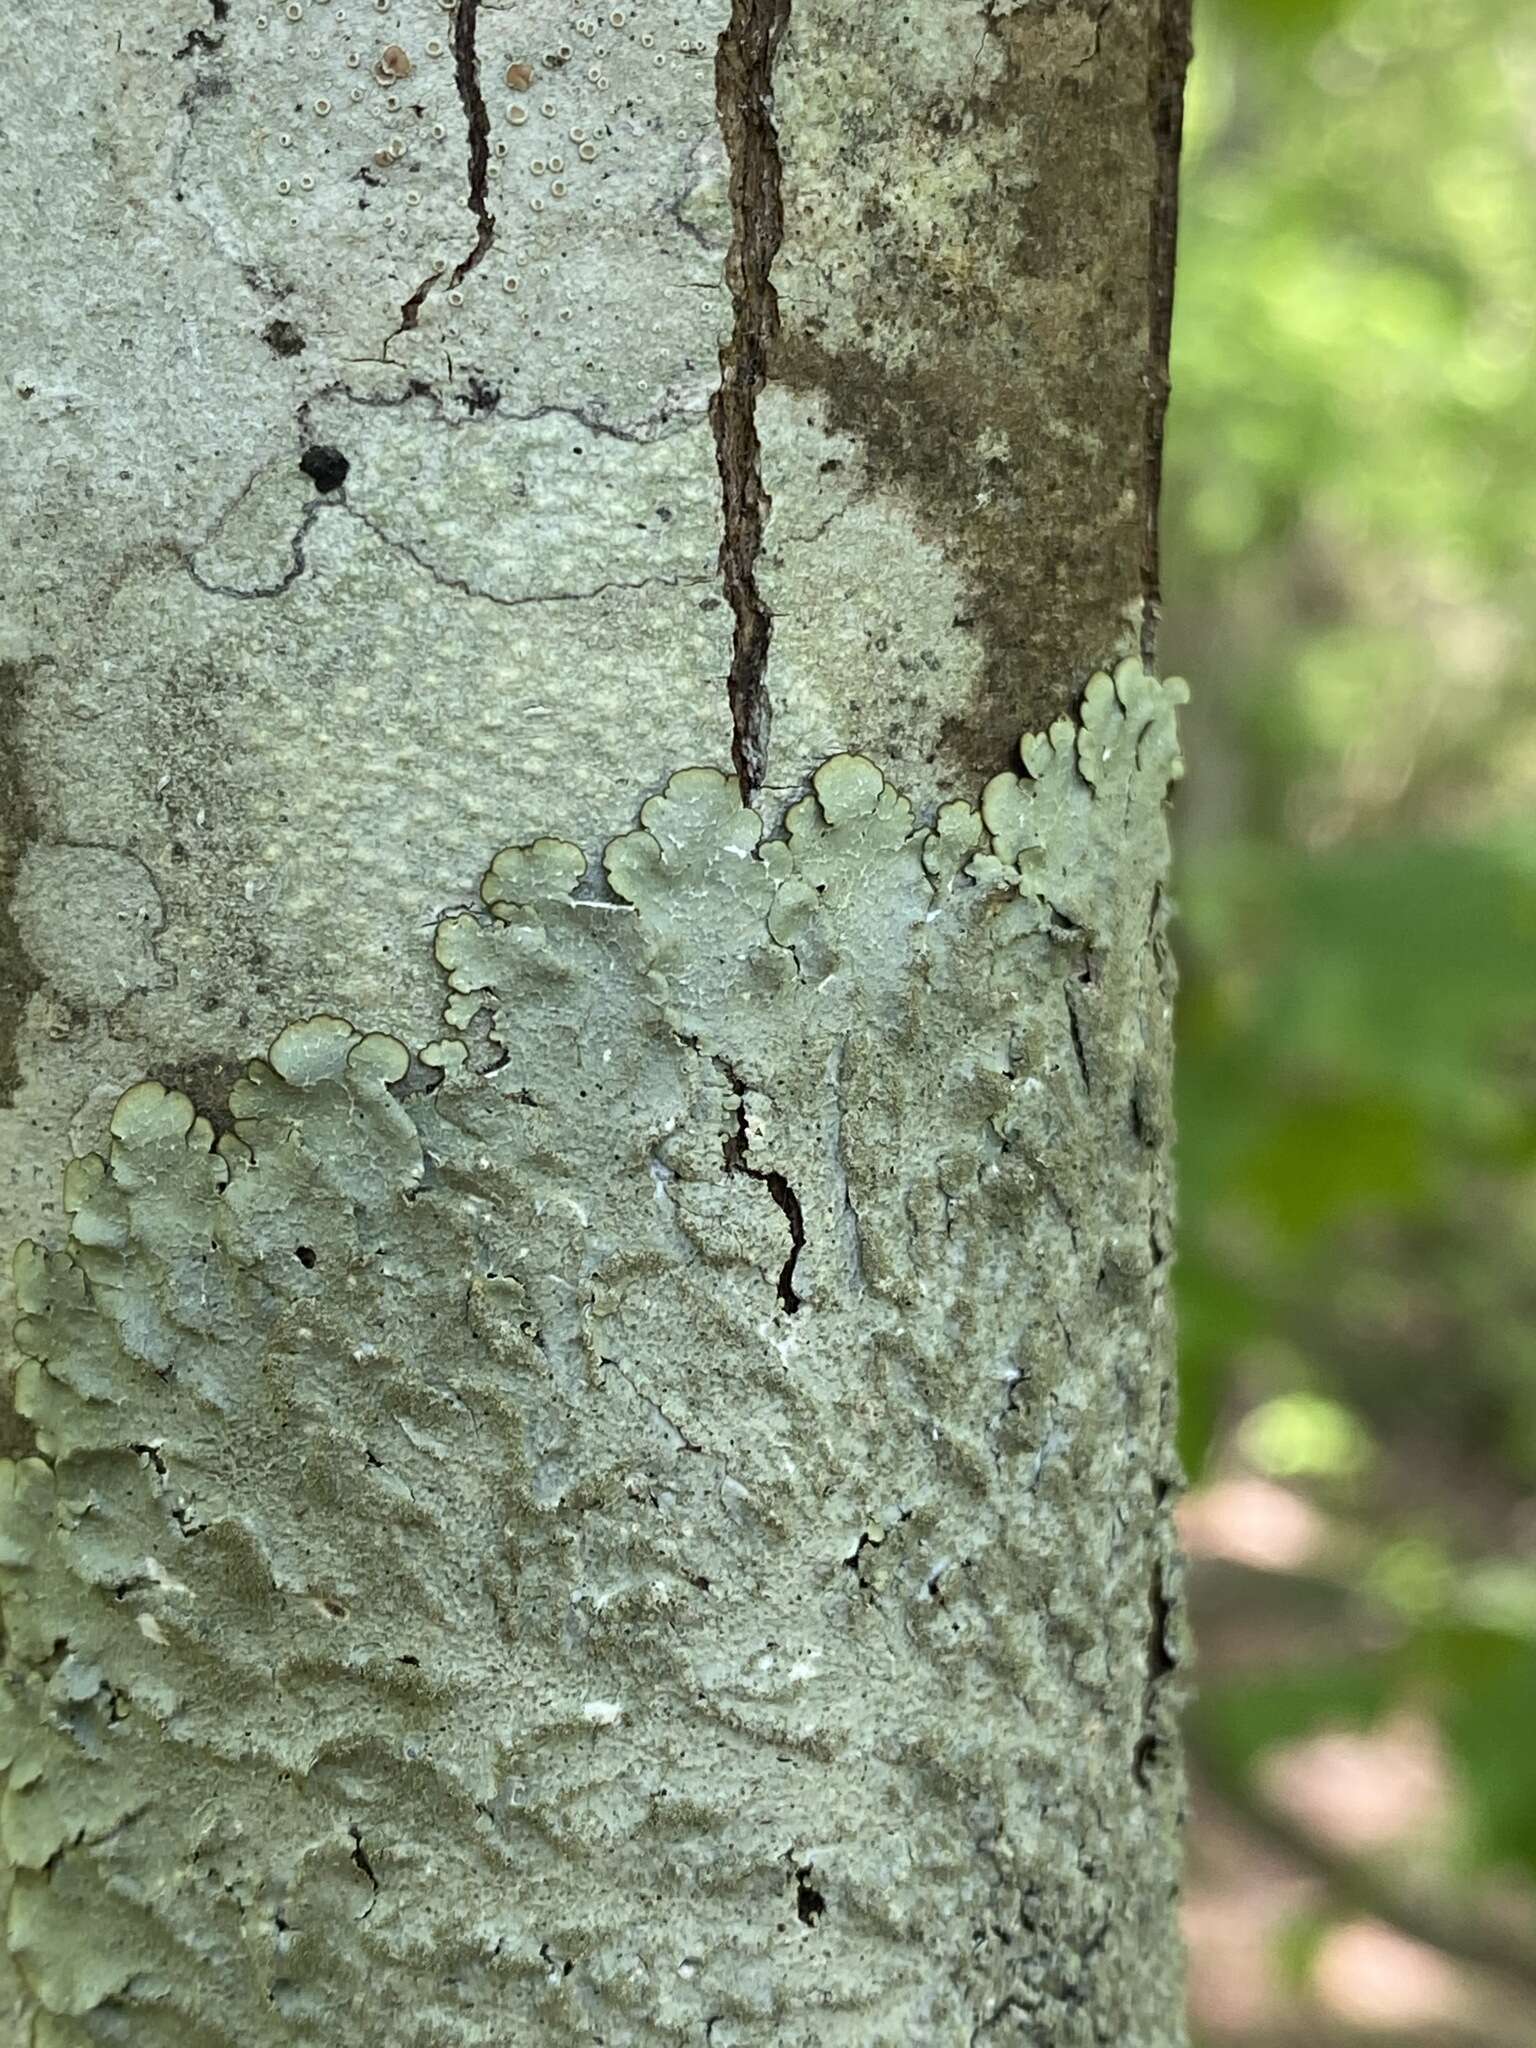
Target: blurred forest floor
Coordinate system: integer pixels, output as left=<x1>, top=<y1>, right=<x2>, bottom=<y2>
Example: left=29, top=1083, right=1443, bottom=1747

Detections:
left=1161, top=0, right=1536, bottom=2037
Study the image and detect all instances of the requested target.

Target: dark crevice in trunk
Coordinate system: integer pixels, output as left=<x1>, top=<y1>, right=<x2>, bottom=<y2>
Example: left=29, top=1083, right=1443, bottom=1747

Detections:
left=447, top=0, right=496, bottom=290
left=348, top=1825, right=380, bottom=1915
left=1132, top=1556, right=1177, bottom=1787
left=1140, top=0, right=1193, bottom=667
left=1064, top=984, right=1093, bottom=1098
left=392, top=267, right=444, bottom=346
left=0, top=662, right=44, bottom=1113
left=710, top=0, right=791, bottom=801
left=720, top=1061, right=803, bottom=1312
left=389, top=0, right=496, bottom=347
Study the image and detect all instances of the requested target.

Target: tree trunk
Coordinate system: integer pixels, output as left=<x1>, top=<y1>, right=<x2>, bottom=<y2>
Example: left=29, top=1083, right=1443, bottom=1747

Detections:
left=1, top=0, right=1192, bottom=2041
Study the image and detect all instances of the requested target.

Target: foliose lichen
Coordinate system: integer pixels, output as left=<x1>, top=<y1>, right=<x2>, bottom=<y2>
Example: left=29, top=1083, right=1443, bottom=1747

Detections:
left=2, top=659, right=1188, bottom=2046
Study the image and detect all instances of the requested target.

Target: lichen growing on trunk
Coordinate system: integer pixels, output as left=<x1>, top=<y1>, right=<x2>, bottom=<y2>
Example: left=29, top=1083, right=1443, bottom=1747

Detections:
left=1, top=663, right=1187, bottom=2045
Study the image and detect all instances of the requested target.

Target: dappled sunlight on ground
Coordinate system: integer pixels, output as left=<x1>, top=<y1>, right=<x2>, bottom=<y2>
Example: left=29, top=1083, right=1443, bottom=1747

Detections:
left=1258, top=1713, right=1449, bottom=1856
left=1185, top=1793, right=1321, bottom=2034
left=1312, top=1920, right=1471, bottom=2031
left=1180, top=1477, right=1330, bottom=1575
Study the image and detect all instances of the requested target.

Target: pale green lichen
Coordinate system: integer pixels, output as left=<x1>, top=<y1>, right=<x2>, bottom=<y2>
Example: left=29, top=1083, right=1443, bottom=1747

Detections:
left=1, top=660, right=1187, bottom=2046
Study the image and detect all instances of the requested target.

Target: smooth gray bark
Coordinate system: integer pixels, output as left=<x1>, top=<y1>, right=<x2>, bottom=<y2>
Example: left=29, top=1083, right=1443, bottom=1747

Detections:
left=1, top=1, right=1192, bottom=2040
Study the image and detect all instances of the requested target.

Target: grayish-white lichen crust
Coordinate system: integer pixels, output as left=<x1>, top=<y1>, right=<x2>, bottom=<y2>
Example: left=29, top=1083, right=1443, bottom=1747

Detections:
left=2, top=664, right=1187, bottom=2045
left=0, top=0, right=741, bottom=1299
left=3, top=0, right=1192, bottom=2031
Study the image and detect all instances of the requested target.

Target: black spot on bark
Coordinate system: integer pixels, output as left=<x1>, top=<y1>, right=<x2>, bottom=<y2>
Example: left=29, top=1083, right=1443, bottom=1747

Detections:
left=173, top=26, right=224, bottom=60
left=299, top=446, right=349, bottom=493
left=263, top=318, right=306, bottom=358
left=794, top=1866, right=826, bottom=1926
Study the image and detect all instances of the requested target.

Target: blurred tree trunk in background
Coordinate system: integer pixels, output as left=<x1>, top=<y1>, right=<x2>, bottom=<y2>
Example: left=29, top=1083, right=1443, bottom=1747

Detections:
left=0, top=1, right=1191, bottom=2040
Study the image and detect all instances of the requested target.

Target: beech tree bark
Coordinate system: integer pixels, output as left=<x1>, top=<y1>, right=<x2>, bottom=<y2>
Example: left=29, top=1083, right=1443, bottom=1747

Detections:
left=1, top=1, right=1193, bottom=2042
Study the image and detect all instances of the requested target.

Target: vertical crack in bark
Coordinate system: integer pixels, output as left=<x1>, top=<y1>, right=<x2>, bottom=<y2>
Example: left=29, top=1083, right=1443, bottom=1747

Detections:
left=1132, top=1555, right=1176, bottom=1787
left=390, top=0, right=496, bottom=347
left=1140, top=0, right=1193, bottom=665
left=1063, top=983, right=1093, bottom=1099
left=348, top=1825, right=380, bottom=1917
left=719, top=1062, right=803, bottom=1313
left=0, top=663, right=44, bottom=1114
left=446, top=0, right=495, bottom=289
left=711, top=0, right=791, bottom=800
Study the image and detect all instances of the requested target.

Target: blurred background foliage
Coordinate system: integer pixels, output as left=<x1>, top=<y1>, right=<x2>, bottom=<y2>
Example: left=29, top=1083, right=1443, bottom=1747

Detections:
left=1162, top=0, right=1536, bottom=2036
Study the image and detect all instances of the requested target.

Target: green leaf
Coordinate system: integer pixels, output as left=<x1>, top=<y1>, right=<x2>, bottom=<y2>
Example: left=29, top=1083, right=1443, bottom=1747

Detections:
left=1195, top=1658, right=1398, bottom=1780
left=1419, top=1628, right=1536, bottom=1877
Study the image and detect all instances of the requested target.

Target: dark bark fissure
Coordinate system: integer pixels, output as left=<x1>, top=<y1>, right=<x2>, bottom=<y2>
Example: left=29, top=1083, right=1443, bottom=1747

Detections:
left=1140, top=0, right=1193, bottom=664
left=348, top=1825, right=380, bottom=1916
left=173, top=0, right=227, bottom=60
left=710, top=0, right=791, bottom=801
left=389, top=0, right=496, bottom=348
left=1063, top=983, right=1094, bottom=1099
left=794, top=1864, right=827, bottom=1927
left=446, top=0, right=496, bottom=290
left=1132, top=1556, right=1176, bottom=1787
left=0, top=664, right=44, bottom=1115
left=393, top=269, right=443, bottom=346
left=719, top=1063, right=804, bottom=1313
left=172, top=26, right=223, bottom=60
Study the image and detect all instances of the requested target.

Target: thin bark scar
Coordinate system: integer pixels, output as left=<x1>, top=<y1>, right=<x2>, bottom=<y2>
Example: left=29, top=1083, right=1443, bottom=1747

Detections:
left=387, top=0, right=496, bottom=350
left=1141, top=0, right=1192, bottom=663
left=719, top=1060, right=804, bottom=1313
left=1064, top=983, right=1093, bottom=1098
left=1132, top=1554, right=1177, bottom=1786
left=711, top=0, right=791, bottom=801
left=447, top=0, right=496, bottom=290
